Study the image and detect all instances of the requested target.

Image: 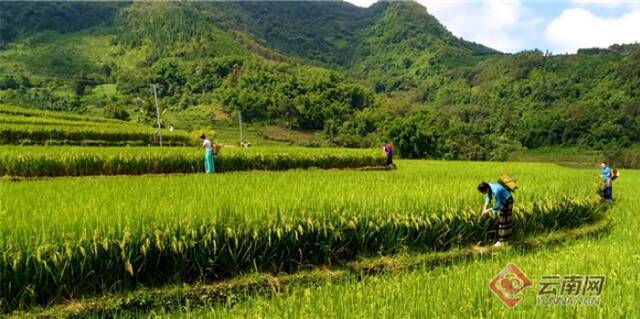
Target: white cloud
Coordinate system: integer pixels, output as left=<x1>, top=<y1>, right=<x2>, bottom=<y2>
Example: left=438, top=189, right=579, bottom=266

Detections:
left=416, top=0, right=542, bottom=53
left=347, top=0, right=377, bottom=8
left=345, top=0, right=543, bottom=53
left=545, top=7, right=640, bottom=53
left=571, top=0, right=639, bottom=10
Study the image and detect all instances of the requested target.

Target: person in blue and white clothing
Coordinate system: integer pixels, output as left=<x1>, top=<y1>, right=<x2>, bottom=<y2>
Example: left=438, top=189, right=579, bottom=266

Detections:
left=478, top=181, right=513, bottom=247
left=601, top=162, right=613, bottom=201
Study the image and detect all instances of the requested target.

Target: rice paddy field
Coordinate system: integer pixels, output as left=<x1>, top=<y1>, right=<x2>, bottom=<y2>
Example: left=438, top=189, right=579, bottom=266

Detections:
left=0, top=104, right=193, bottom=146
left=0, top=105, right=630, bottom=318
left=1, top=156, right=624, bottom=318
left=163, top=167, right=636, bottom=319
left=0, top=145, right=385, bottom=177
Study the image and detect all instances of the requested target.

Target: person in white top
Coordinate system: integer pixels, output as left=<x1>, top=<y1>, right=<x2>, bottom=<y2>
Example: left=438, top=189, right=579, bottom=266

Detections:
left=200, top=134, right=215, bottom=173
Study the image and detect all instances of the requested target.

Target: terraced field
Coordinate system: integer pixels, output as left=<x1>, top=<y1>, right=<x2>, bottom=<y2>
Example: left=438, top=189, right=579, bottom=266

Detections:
left=0, top=104, right=193, bottom=146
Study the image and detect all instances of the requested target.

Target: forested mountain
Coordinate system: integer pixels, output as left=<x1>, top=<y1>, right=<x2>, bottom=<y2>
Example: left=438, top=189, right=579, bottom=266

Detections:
left=1, top=1, right=639, bottom=159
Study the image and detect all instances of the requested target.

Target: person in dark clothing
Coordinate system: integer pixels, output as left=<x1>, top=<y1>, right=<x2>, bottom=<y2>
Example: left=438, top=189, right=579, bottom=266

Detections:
left=478, top=181, right=514, bottom=247
left=383, top=143, right=395, bottom=168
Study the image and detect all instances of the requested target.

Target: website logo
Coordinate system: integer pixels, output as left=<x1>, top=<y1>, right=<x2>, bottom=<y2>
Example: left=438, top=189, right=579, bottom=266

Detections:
left=489, top=263, right=534, bottom=308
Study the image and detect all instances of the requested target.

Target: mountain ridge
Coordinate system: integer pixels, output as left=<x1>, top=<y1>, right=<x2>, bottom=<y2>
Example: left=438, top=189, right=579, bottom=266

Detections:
left=1, top=1, right=639, bottom=160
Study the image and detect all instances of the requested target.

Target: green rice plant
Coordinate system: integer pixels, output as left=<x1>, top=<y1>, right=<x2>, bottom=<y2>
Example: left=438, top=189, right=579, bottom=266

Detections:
left=0, top=161, right=603, bottom=312
left=0, top=104, right=122, bottom=123
left=0, top=146, right=385, bottom=177
left=0, top=104, right=195, bottom=146
left=7, top=217, right=612, bottom=319
left=0, top=123, right=195, bottom=146
left=0, top=113, right=145, bottom=128
left=163, top=169, right=640, bottom=319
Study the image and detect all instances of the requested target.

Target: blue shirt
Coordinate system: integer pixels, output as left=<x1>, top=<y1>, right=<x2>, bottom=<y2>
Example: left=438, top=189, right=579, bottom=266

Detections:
left=602, top=166, right=612, bottom=183
left=486, top=183, right=512, bottom=211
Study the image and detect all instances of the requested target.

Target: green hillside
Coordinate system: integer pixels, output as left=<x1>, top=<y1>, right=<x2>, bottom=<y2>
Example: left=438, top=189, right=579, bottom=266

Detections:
left=1, top=1, right=639, bottom=159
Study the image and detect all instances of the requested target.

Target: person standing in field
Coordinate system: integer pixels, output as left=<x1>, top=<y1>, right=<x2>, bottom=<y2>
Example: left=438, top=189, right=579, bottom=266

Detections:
left=600, top=161, right=613, bottom=201
left=200, top=134, right=215, bottom=174
left=478, top=181, right=514, bottom=247
left=383, top=143, right=395, bottom=168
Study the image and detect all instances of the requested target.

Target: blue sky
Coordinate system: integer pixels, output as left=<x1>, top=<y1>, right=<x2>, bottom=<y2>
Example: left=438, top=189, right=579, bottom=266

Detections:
left=345, top=1, right=640, bottom=53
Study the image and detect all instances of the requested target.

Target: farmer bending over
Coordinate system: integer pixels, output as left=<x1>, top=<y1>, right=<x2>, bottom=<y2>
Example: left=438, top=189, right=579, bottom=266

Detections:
left=478, top=181, right=514, bottom=247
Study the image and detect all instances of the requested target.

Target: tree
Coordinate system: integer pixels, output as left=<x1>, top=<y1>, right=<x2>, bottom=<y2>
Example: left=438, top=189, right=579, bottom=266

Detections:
left=0, top=76, right=18, bottom=90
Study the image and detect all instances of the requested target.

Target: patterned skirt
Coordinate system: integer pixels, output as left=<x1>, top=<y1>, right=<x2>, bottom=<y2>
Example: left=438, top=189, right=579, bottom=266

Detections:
left=498, top=197, right=514, bottom=242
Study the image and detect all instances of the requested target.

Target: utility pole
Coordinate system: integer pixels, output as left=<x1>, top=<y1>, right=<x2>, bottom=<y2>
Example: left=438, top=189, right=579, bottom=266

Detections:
left=232, top=65, right=244, bottom=146
left=151, top=84, right=162, bottom=146
left=135, top=93, right=140, bottom=111
left=238, top=111, right=243, bottom=146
